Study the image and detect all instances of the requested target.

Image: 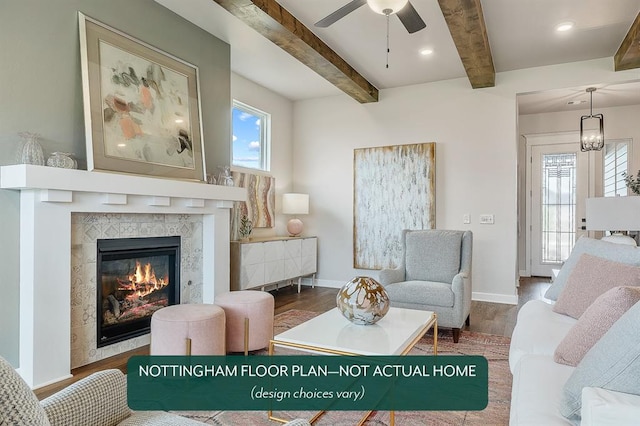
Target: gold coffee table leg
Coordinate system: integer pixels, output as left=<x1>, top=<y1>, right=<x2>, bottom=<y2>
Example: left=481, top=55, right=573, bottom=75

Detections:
left=433, top=316, right=438, bottom=355
left=355, top=410, right=394, bottom=426
left=268, top=409, right=324, bottom=424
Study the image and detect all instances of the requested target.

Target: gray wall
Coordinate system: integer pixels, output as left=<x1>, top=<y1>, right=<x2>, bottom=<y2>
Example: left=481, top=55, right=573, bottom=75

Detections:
left=0, top=0, right=231, bottom=366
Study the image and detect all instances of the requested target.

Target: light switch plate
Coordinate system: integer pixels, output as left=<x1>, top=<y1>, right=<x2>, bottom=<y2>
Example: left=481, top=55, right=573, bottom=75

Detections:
left=479, top=214, right=495, bottom=224
left=463, top=214, right=471, bottom=224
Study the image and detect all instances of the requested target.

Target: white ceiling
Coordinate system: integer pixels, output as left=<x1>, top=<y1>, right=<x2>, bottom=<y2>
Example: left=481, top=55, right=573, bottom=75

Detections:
left=156, top=0, right=640, bottom=113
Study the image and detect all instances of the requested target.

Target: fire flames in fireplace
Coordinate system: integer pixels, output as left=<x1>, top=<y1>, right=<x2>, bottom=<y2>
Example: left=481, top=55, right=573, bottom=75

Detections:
left=102, top=257, right=171, bottom=327
left=117, top=260, right=169, bottom=298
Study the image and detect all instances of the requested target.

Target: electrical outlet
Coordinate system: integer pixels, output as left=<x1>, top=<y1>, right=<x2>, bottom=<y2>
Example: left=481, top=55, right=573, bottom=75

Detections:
left=479, top=214, right=495, bottom=224
left=463, top=214, right=471, bottom=224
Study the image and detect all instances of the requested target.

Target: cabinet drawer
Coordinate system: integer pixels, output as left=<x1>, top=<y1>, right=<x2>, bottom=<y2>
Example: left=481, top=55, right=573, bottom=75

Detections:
left=264, top=240, right=285, bottom=262
left=284, top=239, right=302, bottom=260
left=301, top=255, right=317, bottom=275
left=284, top=257, right=301, bottom=280
left=241, top=243, right=264, bottom=265
left=301, top=237, right=317, bottom=257
left=264, top=260, right=285, bottom=284
left=240, top=263, right=264, bottom=289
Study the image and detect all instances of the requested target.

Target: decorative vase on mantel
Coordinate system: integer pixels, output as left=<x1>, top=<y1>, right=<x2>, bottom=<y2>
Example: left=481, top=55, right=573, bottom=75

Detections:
left=47, top=152, right=77, bottom=169
left=17, top=132, right=44, bottom=165
left=336, top=276, right=390, bottom=325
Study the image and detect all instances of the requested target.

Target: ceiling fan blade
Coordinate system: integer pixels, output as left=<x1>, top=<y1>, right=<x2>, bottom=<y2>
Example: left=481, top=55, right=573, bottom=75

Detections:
left=315, top=0, right=367, bottom=28
left=397, top=1, right=426, bottom=34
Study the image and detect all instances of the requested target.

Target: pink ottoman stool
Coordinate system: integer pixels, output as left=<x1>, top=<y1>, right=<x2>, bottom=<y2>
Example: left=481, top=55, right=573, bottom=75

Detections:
left=215, top=291, right=275, bottom=355
left=150, top=304, right=225, bottom=355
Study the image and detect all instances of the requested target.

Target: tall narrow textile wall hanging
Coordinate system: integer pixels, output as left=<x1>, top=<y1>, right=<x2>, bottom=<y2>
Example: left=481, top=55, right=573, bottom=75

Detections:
left=353, top=142, right=436, bottom=269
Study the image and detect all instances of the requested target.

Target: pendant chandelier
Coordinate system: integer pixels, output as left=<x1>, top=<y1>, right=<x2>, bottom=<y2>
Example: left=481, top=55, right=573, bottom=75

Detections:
left=580, top=87, right=604, bottom=152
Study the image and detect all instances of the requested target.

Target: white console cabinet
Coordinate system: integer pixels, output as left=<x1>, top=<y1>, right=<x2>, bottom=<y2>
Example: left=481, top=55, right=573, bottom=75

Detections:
left=230, top=236, right=317, bottom=292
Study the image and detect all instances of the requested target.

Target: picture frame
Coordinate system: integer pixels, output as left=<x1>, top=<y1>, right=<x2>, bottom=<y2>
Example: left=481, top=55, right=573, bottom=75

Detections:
left=353, top=142, right=436, bottom=269
left=78, top=13, right=205, bottom=181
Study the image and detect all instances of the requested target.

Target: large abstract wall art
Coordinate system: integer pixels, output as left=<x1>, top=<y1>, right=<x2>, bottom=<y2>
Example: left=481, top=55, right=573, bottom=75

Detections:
left=353, top=143, right=436, bottom=269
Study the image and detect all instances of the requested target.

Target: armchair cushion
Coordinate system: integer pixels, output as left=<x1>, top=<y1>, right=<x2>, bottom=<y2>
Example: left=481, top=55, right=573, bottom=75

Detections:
left=41, top=369, right=131, bottom=426
left=0, top=357, right=50, bottom=426
left=405, top=230, right=463, bottom=283
left=384, top=280, right=454, bottom=307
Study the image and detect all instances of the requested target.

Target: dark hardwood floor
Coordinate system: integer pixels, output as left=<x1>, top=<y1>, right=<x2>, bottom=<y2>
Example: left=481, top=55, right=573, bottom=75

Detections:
left=35, top=277, right=550, bottom=400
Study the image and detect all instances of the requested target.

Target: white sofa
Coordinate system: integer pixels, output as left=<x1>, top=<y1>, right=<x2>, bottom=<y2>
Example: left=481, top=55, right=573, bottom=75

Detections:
left=509, top=299, right=640, bottom=425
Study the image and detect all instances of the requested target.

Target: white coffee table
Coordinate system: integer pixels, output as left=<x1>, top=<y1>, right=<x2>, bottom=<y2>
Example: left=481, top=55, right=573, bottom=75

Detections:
left=268, top=307, right=437, bottom=425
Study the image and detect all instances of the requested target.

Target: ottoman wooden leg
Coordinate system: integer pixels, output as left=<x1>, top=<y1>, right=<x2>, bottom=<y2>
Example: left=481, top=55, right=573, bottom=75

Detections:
left=186, top=337, right=192, bottom=355
left=244, top=318, right=250, bottom=356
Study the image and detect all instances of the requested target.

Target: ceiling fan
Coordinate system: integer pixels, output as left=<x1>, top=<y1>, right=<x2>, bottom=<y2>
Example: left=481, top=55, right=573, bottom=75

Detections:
left=315, top=0, right=426, bottom=34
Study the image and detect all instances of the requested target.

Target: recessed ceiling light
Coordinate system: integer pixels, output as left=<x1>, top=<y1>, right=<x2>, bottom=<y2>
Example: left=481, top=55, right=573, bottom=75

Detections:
left=419, top=48, right=434, bottom=56
left=555, top=21, right=574, bottom=32
left=567, top=100, right=587, bottom=105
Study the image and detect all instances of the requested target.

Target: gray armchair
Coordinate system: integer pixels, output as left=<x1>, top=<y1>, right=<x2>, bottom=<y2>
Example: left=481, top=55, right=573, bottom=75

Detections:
left=379, top=229, right=472, bottom=343
left=0, top=356, right=311, bottom=426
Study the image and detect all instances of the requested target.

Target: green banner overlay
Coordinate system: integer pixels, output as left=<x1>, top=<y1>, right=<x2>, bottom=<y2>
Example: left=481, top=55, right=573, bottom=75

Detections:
left=127, top=355, right=488, bottom=411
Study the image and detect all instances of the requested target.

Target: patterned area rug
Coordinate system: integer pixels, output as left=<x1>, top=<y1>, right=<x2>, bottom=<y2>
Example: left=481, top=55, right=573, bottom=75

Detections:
left=176, top=309, right=511, bottom=426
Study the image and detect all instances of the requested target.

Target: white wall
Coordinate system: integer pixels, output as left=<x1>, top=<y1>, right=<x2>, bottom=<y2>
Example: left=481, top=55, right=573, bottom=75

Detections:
left=293, top=58, right=640, bottom=304
left=231, top=73, right=294, bottom=238
left=520, top=104, right=640, bottom=166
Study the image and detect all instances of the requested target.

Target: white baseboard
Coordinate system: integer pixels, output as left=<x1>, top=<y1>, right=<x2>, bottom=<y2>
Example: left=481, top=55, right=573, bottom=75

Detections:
left=305, top=278, right=344, bottom=289
left=519, top=270, right=530, bottom=278
left=308, top=280, right=519, bottom=305
left=31, top=373, right=74, bottom=390
left=472, top=292, right=518, bottom=305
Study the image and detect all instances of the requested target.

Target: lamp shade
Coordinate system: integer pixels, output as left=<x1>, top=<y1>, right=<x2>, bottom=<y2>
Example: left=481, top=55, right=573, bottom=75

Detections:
left=586, top=197, right=640, bottom=231
left=282, top=193, right=309, bottom=215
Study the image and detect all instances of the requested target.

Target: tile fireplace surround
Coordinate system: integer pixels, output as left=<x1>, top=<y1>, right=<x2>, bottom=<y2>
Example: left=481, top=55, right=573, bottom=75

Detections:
left=0, top=165, right=246, bottom=389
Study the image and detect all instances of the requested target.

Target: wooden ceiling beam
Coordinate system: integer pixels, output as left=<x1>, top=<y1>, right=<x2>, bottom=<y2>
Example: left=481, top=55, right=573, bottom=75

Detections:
left=614, top=12, right=640, bottom=71
left=212, top=0, right=379, bottom=103
left=437, top=0, right=495, bottom=88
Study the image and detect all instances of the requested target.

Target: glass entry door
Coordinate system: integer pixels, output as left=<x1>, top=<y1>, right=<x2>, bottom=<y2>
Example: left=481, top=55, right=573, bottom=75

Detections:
left=531, top=143, right=588, bottom=277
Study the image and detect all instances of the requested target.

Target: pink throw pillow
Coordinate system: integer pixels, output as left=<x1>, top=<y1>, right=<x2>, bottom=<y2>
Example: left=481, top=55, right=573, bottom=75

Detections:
left=553, top=254, right=640, bottom=319
left=554, top=286, right=640, bottom=366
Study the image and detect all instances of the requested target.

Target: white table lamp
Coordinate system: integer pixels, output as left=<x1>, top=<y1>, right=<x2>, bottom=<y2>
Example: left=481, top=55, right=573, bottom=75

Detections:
left=586, top=197, right=640, bottom=246
left=282, top=193, right=309, bottom=237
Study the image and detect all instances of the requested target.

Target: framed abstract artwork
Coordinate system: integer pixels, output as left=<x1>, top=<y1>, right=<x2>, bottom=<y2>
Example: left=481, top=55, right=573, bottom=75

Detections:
left=353, top=142, right=436, bottom=269
left=79, top=13, right=205, bottom=181
left=231, top=171, right=275, bottom=236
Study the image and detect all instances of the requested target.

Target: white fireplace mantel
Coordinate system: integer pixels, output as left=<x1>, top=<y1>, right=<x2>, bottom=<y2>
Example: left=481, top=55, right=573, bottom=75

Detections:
left=0, top=165, right=246, bottom=389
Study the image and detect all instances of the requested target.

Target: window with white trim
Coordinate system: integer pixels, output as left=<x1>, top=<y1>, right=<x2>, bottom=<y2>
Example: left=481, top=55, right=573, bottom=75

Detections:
left=231, top=101, right=270, bottom=171
left=603, top=139, right=630, bottom=197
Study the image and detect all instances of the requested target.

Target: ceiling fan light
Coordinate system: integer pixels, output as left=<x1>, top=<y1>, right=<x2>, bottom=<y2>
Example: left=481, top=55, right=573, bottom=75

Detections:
left=367, top=0, right=409, bottom=15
